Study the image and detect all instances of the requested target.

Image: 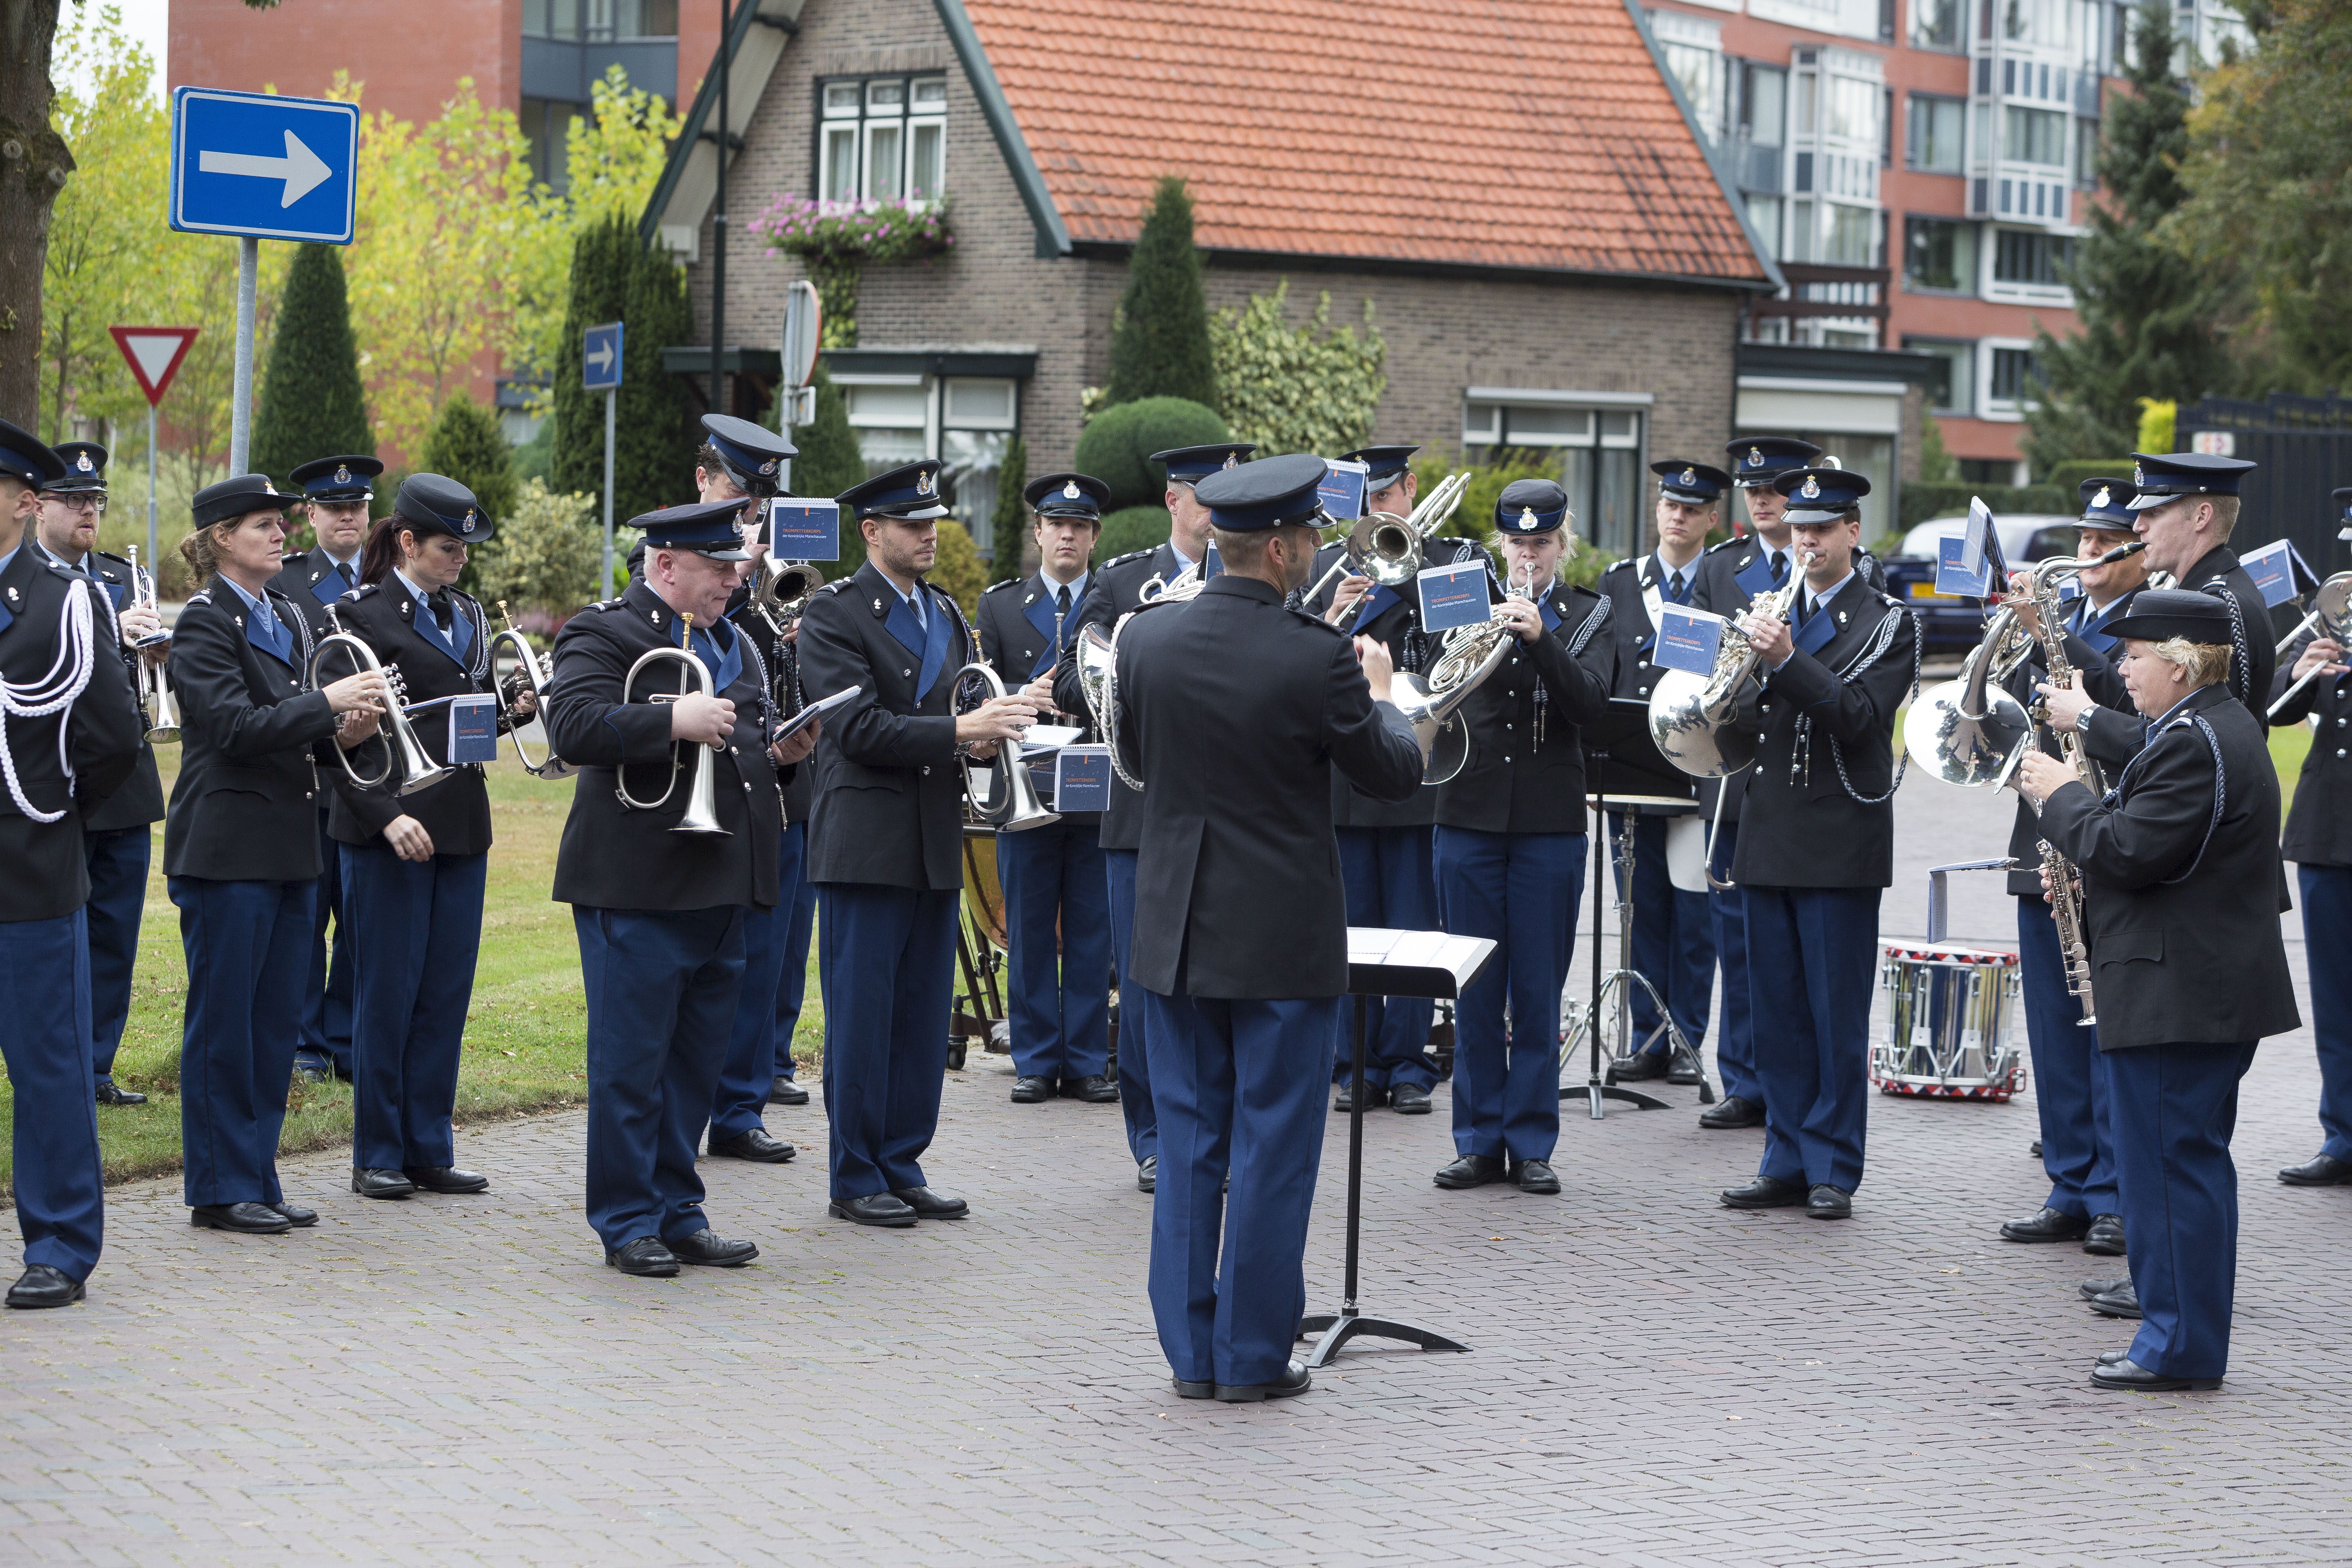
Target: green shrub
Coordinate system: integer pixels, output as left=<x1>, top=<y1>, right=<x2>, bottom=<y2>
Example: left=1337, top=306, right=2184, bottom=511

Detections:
left=1095, top=504, right=1169, bottom=565
left=2042, top=459, right=2134, bottom=499
left=1210, top=281, right=1385, bottom=457
left=930, top=519, right=985, bottom=621
left=1071, top=396, right=1230, bottom=510
left=468, top=478, right=601, bottom=617
left=419, top=396, right=520, bottom=527
left=1102, top=177, right=1216, bottom=411
left=1899, top=481, right=2070, bottom=532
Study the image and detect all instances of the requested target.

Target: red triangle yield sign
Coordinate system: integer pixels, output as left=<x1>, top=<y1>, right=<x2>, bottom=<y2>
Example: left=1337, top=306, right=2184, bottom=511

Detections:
left=109, top=326, right=200, bottom=408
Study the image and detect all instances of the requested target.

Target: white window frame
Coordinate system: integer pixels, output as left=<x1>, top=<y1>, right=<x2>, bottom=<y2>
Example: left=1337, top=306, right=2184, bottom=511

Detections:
left=816, top=75, right=948, bottom=207
left=1978, top=336, right=2039, bottom=420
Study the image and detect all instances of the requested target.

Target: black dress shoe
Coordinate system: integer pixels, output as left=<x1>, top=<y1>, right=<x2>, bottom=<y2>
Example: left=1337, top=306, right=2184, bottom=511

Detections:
left=2097, top=1347, right=2131, bottom=1365
left=292, top=1057, right=332, bottom=1085
left=1010, top=1075, right=1054, bottom=1104
left=1613, top=1052, right=1669, bottom=1082
left=1720, top=1174, right=1808, bottom=1209
left=1698, top=1095, right=1764, bottom=1129
left=1806, top=1184, right=1853, bottom=1219
left=668, top=1229, right=758, bottom=1267
left=350, top=1168, right=415, bottom=1200
left=706, top=1128, right=796, bottom=1164
left=2279, top=1152, right=2352, bottom=1187
left=889, top=1186, right=969, bottom=1219
left=94, top=1081, right=146, bottom=1106
left=1512, top=1158, right=1561, bottom=1195
left=1172, top=1376, right=1214, bottom=1399
left=1434, top=1154, right=1507, bottom=1190
left=1062, top=1074, right=1120, bottom=1104
left=2079, top=1276, right=2129, bottom=1301
left=768, top=1075, right=810, bottom=1107
left=2092, top=1356, right=2219, bottom=1392
left=2000, top=1206, right=2089, bottom=1243
left=190, top=1202, right=292, bottom=1234
left=1332, top=1079, right=1386, bottom=1112
left=403, top=1165, right=490, bottom=1194
left=606, top=1238, right=679, bottom=1276
left=1665, top=1057, right=1703, bottom=1087
left=2082, top=1213, right=2127, bottom=1255
left=2087, top=1281, right=2142, bottom=1319
left=5, top=1265, right=85, bottom=1309
left=1137, top=1155, right=1156, bottom=1194
left=1389, top=1082, right=1433, bottom=1115
left=268, top=1202, right=318, bottom=1228
left=829, top=1193, right=918, bottom=1227
left=1215, top=1359, right=1312, bottom=1401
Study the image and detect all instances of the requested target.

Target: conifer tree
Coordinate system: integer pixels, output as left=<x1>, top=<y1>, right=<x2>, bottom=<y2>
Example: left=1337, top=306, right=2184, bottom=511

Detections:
left=251, top=243, right=373, bottom=482
left=554, top=216, right=693, bottom=523
left=418, top=396, right=518, bottom=525
left=1102, top=178, right=1216, bottom=411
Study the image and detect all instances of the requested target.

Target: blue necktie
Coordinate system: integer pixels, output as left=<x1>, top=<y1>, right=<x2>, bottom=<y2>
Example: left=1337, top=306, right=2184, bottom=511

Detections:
left=1666, top=571, right=1691, bottom=607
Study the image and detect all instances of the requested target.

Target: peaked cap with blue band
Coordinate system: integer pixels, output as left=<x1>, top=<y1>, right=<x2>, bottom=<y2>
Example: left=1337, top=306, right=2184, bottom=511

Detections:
left=0, top=419, right=65, bottom=487
left=1338, top=444, right=1419, bottom=490
left=290, top=453, right=383, bottom=503
left=2334, top=485, right=2352, bottom=542
left=45, top=441, right=108, bottom=493
left=1149, top=443, right=1256, bottom=485
left=1652, top=459, right=1731, bottom=506
left=2078, top=477, right=2138, bottom=529
left=1495, top=477, right=1569, bottom=535
left=2125, top=450, right=2256, bottom=510
left=838, top=459, right=949, bottom=521
left=1725, top=436, right=1820, bottom=489
left=1192, top=452, right=1327, bottom=530
left=633, top=497, right=754, bottom=560
left=394, top=474, right=495, bottom=546
left=192, top=473, right=302, bottom=530
left=1024, top=471, right=1109, bottom=521
left=700, top=413, right=797, bottom=498
left=1774, top=464, right=1871, bottom=526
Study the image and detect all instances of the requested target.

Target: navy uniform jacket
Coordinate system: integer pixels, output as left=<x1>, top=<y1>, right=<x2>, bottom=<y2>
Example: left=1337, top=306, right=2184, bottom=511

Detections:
left=1301, top=532, right=1486, bottom=830
left=314, top=580, right=502, bottom=856
left=269, top=545, right=361, bottom=640
left=0, top=543, right=142, bottom=920
left=163, top=581, right=343, bottom=883
left=1051, top=543, right=1189, bottom=851
left=1432, top=575, right=1615, bottom=835
left=543, top=582, right=781, bottom=911
left=1997, top=588, right=2141, bottom=897
left=2083, top=545, right=2273, bottom=765
left=1116, top=575, right=1423, bottom=999
left=1728, top=574, right=1919, bottom=889
left=2040, top=682, right=2299, bottom=1049
left=727, top=593, right=810, bottom=823
left=2272, top=631, right=2352, bottom=868
left=69, top=548, right=166, bottom=832
left=979, top=571, right=1098, bottom=822
left=795, top=559, right=976, bottom=892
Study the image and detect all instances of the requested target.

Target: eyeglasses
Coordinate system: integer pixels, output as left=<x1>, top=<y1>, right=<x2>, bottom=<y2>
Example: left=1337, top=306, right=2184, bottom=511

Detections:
left=47, top=493, right=105, bottom=514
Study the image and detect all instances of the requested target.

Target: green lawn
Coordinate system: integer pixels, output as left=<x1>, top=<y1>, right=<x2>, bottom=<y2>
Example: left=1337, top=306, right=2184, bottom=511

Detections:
left=0, top=755, right=826, bottom=1197
left=2273, top=715, right=2313, bottom=816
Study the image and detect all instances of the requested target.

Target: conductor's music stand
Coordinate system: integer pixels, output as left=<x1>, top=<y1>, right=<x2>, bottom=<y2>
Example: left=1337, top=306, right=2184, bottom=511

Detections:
left=1298, top=927, right=1495, bottom=1370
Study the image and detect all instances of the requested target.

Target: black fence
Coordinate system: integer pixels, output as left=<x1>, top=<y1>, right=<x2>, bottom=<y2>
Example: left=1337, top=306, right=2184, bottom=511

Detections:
left=2175, top=392, right=2352, bottom=575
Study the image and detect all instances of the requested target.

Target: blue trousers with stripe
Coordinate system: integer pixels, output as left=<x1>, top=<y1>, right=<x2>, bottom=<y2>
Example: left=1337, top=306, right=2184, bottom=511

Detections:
left=2017, top=894, right=2118, bottom=1219
left=82, top=825, right=149, bottom=1084
left=998, top=817, right=1111, bottom=1082
left=1333, top=826, right=1436, bottom=1091
left=297, top=805, right=354, bottom=1074
left=1745, top=884, right=1880, bottom=1194
left=0, top=911, right=104, bottom=1278
left=173, top=877, right=313, bottom=1208
left=1609, top=810, right=1714, bottom=1059
left=1435, top=826, right=1584, bottom=1163
left=2299, top=864, right=2352, bottom=1163
left=1705, top=820, right=1758, bottom=1104
left=2111, top=1041, right=2257, bottom=1379
left=344, top=845, right=486, bottom=1171
left=818, top=883, right=957, bottom=1200
left=1107, top=848, right=1157, bottom=1165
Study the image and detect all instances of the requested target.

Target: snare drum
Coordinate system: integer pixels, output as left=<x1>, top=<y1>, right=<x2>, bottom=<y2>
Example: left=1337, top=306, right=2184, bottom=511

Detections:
left=1874, top=942, right=2026, bottom=1100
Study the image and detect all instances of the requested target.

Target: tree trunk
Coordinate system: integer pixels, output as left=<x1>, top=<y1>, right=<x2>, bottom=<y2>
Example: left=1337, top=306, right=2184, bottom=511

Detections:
left=0, top=1, right=69, bottom=428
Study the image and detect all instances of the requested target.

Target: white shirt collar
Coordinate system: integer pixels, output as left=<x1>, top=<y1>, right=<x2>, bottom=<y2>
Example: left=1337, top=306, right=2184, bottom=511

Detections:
left=321, top=545, right=361, bottom=570
left=392, top=566, right=432, bottom=606
left=1806, top=570, right=1855, bottom=613
left=219, top=573, right=267, bottom=613
left=1040, top=567, right=1089, bottom=604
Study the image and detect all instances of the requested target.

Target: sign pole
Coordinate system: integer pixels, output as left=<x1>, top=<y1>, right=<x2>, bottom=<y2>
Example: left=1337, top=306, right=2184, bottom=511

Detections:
left=229, top=236, right=257, bottom=474
left=146, top=403, right=158, bottom=568
left=602, top=387, right=616, bottom=594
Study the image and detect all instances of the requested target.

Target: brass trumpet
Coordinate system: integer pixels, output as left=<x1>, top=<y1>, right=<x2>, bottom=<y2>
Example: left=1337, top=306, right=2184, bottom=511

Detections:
left=487, top=601, right=573, bottom=780
left=123, top=545, right=179, bottom=744
left=616, top=612, right=728, bottom=835
left=307, top=611, right=454, bottom=797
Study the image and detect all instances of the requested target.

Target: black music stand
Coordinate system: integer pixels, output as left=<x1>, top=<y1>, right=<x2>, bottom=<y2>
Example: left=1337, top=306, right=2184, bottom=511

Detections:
left=1297, top=927, right=1495, bottom=1370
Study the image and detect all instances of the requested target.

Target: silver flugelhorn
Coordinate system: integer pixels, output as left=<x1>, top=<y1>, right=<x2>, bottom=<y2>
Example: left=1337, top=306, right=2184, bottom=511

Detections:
left=488, top=600, right=573, bottom=780
left=616, top=612, right=728, bottom=835
left=2268, top=571, right=2352, bottom=720
left=123, top=545, right=179, bottom=744
left=308, top=610, right=454, bottom=797
left=951, top=661, right=1059, bottom=831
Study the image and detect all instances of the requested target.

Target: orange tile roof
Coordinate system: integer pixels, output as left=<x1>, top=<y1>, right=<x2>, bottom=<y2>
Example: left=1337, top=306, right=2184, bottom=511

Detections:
left=961, top=0, right=1771, bottom=286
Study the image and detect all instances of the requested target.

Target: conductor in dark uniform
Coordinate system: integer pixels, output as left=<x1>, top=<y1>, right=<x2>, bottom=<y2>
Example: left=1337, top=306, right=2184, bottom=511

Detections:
left=31, top=443, right=167, bottom=1108
left=0, top=420, right=143, bottom=1307
left=274, top=454, right=384, bottom=1084
left=542, top=499, right=779, bottom=1277
left=1301, top=443, right=1480, bottom=1115
left=1051, top=442, right=1255, bottom=1191
left=2018, top=589, right=2299, bottom=1390
left=797, top=460, right=1035, bottom=1228
left=980, top=471, right=1115, bottom=1105
left=1116, top=452, right=1423, bottom=1401
left=1429, top=479, right=1613, bottom=1196
left=1717, top=467, right=1918, bottom=1221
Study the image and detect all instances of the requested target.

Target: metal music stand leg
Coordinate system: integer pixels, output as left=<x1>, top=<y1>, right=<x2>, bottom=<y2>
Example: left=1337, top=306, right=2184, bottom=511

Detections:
left=1297, top=992, right=1468, bottom=1365
left=1561, top=814, right=1672, bottom=1118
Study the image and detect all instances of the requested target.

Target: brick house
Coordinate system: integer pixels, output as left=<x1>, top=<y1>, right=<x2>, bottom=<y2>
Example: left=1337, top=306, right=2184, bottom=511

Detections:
left=646, top=0, right=1929, bottom=563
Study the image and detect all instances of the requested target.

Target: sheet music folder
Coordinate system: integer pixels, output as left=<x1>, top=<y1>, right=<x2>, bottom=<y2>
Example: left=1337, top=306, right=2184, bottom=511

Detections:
left=1345, top=928, right=1497, bottom=1001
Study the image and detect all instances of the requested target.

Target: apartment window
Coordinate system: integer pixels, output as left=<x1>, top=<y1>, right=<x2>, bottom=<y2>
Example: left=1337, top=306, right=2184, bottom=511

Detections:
left=1906, top=93, right=1964, bottom=172
left=1904, top=215, right=1979, bottom=291
left=1882, top=87, right=1895, bottom=165
left=521, top=98, right=580, bottom=194
left=1461, top=402, right=1646, bottom=560
left=1825, top=74, right=1880, bottom=140
left=1746, top=194, right=1784, bottom=257
left=941, top=379, right=1017, bottom=560
left=1903, top=337, right=1978, bottom=413
left=525, top=0, right=676, bottom=37
left=2003, top=105, right=2069, bottom=166
left=1911, top=0, right=1963, bottom=49
left=1825, top=203, right=1876, bottom=265
left=1739, top=62, right=1787, bottom=145
left=1651, top=11, right=1726, bottom=143
left=1994, top=227, right=2074, bottom=284
left=2074, top=116, right=2101, bottom=187
left=2003, top=0, right=2069, bottom=46
left=816, top=75, right=947, bottom=204
left=1989, top=345, right=2040, bottom=403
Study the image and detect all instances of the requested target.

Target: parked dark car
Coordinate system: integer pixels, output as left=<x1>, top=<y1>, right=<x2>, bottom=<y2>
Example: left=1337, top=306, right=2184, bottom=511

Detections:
left=1882, top=514, right=2084, bottom=656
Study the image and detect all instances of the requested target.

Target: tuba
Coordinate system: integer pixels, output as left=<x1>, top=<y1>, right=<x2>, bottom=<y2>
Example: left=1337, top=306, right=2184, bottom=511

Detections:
left=307, top=610, right=455, bottom=797
left=487, top=600, right=574, bottom=780
left=1646, top=567, right=1806, bottom=777
left=123, top=545, right=180, bottom=744
left=951, top=661, right=1060, bottom=831
left=615, top=613, right=728, bottom=835
left=1076, top=560, right=1211, bottom=791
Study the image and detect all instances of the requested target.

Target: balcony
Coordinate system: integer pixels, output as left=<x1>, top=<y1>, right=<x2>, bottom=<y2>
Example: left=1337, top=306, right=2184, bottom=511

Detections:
left=1731, top=138, right=1783, bottom=195
left=1749, top=263, right=1890, bottom=325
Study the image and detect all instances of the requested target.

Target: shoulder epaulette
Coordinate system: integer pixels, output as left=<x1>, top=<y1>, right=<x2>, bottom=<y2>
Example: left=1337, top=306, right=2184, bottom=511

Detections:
left=983, top=577, right=1019, bottom=595
left=188, top=588, right=214, bottom=606
left=1106, top=548, right=1154, bottom=569
left=582, top=596, right=626, bottom=612
left=1704, top=536, right=1743, bottom=554
left=1601, top=557, right=1636, bottom=575
left=89, top=548, right=130, bottom=567
left=817, top=577, right=856, bottom=597
left=1289, top=606, right=1346, bottom=635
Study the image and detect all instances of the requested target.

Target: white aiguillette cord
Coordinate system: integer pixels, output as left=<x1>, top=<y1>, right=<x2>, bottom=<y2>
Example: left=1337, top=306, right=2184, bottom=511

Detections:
left=0, top=579, right=98, bottom=822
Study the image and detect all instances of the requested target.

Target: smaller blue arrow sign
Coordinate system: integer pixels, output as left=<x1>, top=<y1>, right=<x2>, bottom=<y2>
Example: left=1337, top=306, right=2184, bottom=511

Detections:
left=171, top=88, right=358, bottom=244
left=584, top=322, right=624, bottom=393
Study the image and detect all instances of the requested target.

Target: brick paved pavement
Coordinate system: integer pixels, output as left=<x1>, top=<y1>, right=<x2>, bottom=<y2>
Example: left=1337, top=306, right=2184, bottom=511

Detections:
left=4, top=781, right=2346, bottom=1566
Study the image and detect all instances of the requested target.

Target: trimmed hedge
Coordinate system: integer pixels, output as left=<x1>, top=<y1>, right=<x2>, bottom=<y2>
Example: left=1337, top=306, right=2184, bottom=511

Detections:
left=1072, top=397, right=1230, bottom=510
left=2041, top=459, right=2136, bottom=501
left=1094, top=504, right=1168, bottom=566
left=1899, top=481, right=2069, bottom=532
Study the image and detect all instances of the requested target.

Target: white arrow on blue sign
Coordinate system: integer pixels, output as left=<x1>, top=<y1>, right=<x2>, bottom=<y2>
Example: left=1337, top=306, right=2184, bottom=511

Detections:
left=169, top=87, right=358, bottom=244
left=583, top=322, right=624, bottom=393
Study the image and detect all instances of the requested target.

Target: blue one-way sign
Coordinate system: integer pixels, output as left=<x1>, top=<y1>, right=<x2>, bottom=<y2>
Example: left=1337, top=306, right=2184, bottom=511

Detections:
left=583, top=322, right=624, bottom=392
left=169, top=88, right=359, bottom=244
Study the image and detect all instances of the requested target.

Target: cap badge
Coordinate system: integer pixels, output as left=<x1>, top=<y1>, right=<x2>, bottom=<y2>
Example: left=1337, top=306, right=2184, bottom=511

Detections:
left=916, top=469, right=935, bottom=496
left=74, top=452, right=93, bottom=473
left=1678, top=467, right=1696, bottom=485
left=1519, top=508, right=1538, bottom=530
left=1223, top=453, right=1239, bottom=470
left=461, top=510, right=478, bottom=534
left=1746, top=447, right=1763, bottom=468
left=760, top=459, right=779, bottom=475
left=334, top=464, right=352, bottom=485
left=1800, top=475, right=1821, bottom=500
left=1062, top=480, right=1082, bottom=500
left=2092, top=486, right=2111, bottom=510
left=2133, top=464, right=2146, bottom=486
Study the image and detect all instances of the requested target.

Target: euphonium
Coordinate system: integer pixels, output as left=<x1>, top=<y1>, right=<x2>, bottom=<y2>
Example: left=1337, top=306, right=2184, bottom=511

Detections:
left=1646, top=564, right=1806, bottom=778
left=1388, top=555, right=1529, bottom=786
left=950, top=661, right=1059, bottom=831
left=616, top=612, right=728, bottom=835
left=1902, top=601, right=2036, bottom=788
left=487, top=600, right=574, bottom=780
left=307, top=610, right=454, bottom=797
left=1078, top=560, right=1209, bottom=791
left=123, top=544, right=179, bottom=744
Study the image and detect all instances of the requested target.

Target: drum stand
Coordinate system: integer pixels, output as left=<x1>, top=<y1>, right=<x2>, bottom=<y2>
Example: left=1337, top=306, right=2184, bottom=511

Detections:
left=1559, top=806, right=1713, bottom=1117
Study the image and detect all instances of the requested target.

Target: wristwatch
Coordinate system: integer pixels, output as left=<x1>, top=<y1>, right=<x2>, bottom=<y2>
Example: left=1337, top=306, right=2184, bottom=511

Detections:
left=2074, top=706, right=2095, bottom=735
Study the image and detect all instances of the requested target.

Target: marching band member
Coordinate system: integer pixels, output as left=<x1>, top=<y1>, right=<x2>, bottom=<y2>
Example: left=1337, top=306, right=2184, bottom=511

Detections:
left=542, top=498, right=781, bottom=1276
left=31, top=443, right=167, bottom=1109
left=1716, top=466, right=1918, bottom=1222
left=798, top=461, right=1033, bottom=1227
left=1592, top=461, right=1729, bottom=1084
left=166, top=475, right=392, bottom=1238
left=1051, top=442, right=1256, bottom=1192
left=2016, top=589, right=2299, bottom=1391
left=1114, top=453, right=1422, bottom=1401
left=316, top=477, right=521, bottom=1202
left=2270, top=485, right=2352, bottom=1190
left=981, top=472, right=1115, bottom=1107
left=1305, top=444, right=1480, bottom=1116
left=1429, top=479, right=1611, bottom=1196
left=274, top=454, right=384, bottom=1085
left=1994, top=479, right=2148, bottom=1256
left=1687, top=437, right=1824, bottom=1130
left=0, top=421, right=142, bottom=1307
left=698, top=414, right=821, bottom=1165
